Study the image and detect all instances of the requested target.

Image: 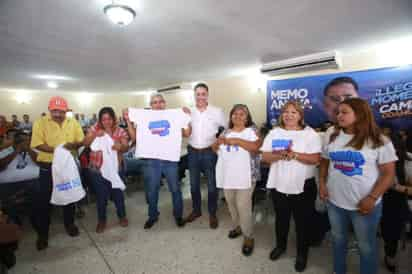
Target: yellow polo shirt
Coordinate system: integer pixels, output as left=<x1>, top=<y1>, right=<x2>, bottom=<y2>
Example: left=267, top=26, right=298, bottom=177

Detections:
left=31, top=115, right=84, bottom=163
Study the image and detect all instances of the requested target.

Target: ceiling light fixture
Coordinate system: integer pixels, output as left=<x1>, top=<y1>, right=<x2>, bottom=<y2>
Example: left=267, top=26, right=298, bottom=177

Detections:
left=104, top=1, right=136, bottom=26
left=46, top=81, right=59, bottom=89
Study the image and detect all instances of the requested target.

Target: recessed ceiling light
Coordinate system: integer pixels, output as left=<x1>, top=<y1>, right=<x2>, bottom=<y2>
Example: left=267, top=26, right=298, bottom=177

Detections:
left=32, top=74, right=74, bottom=81
left=104, top=3, right=136, bottom=26
left=46, top=81, right=59, bottom=89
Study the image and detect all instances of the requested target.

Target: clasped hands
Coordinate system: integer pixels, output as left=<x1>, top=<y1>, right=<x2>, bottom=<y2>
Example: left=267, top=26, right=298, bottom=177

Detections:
left=272, top=149, right=297, bottom=161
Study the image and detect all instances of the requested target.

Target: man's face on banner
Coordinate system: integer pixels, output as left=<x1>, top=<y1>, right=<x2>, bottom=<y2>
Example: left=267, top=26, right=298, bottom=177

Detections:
left=323, top=83, right=359, bottom=122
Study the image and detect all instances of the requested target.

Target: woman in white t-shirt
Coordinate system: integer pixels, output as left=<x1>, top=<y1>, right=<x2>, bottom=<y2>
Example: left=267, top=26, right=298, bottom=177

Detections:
left=261, top=101, right=321, bottom=272
left=213, top=104, right=261, bottom=256
left=319, top=98, right=397, bottom=274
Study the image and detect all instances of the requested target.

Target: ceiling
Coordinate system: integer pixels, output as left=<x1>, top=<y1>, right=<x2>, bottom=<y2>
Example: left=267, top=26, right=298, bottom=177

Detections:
left=0, top=0, right=411, bottom=93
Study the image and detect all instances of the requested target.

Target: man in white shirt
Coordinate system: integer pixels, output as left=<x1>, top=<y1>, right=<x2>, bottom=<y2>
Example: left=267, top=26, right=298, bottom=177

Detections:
left=17, top=114, right=32, bottom=133
left=79, top=114, right=89, bottom=129
left=125, top=94, right=191, bottom=229
left=183, top=83, right=226, bottom=229
left=0, top=131, right=39, bottom=225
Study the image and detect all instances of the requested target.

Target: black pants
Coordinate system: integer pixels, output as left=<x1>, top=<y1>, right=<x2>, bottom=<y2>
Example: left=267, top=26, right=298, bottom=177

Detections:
left=271, top=178, right=314, bottom=255
left=0, top=180, right=35, bottom=226
left=381, top=189, right=409, bottom=257
left=31, top=165, right=75, bottom=238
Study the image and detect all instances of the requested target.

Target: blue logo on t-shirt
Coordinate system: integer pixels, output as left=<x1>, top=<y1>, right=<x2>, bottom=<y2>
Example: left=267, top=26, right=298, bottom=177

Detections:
left=226, top=145, right=239, bottom=152
left=329, top=150, right=365, bottom=176
left=148, top=120, right=170, bottom=136
left=272, top=139, right=292, bottom=151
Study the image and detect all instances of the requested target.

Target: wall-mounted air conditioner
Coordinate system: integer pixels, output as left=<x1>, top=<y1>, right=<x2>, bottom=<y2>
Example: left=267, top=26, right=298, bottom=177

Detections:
left=157, top=83, right=193, bottom=93
left=260, top=51, right=341, bottom=76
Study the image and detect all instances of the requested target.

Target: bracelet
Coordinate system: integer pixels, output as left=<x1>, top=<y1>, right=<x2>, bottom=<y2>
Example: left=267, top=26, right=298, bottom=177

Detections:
left=293, top=153, right=298, bottom=160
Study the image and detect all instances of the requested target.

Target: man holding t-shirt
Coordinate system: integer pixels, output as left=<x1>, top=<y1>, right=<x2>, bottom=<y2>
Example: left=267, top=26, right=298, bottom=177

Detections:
left=183, top=83, right=226, bottom=229
left=125, top=94, right=191, bottom=229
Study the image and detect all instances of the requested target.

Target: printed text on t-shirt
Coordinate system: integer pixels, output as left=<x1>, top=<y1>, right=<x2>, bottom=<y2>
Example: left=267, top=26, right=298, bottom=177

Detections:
left=329, top=151, right=365, bottom=176
left=272, top=139, right=292, bottom=151
left=148, top=120, right=170, bottom=136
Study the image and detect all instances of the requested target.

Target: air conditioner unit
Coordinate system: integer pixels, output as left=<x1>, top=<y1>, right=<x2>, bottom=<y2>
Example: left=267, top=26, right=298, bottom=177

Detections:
left=157, top=83, right=193, bottom=93
left=260, top=51, right=341, bottom=76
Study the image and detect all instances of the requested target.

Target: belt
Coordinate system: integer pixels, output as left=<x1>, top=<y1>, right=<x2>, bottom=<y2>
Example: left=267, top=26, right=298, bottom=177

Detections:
left=189, top=145, right=212, bottom=152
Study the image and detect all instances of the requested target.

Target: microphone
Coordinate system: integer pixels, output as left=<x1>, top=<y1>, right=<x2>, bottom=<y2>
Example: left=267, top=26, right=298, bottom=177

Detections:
left=216, top=126, right=225, bottom=138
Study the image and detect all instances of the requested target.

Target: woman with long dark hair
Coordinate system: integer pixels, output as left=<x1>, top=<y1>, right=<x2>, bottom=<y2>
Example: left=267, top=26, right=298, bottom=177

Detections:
left=84, top=107, right=129, bottom=233
left=319, top=98, right=397, bottom=274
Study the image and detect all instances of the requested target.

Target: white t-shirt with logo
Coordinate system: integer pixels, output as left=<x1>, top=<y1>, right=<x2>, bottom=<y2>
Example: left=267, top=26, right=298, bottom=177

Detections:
left=189, top=105, right=226, bottom=149
left=322, top=129, right=398, bottom=210
left=129, top=108, right=191, bottom=162
left=0, top=147, right=40, bottom=184
left=216, top=128, right=258, bottom=189
left=260, top=126, right=322, bottom=194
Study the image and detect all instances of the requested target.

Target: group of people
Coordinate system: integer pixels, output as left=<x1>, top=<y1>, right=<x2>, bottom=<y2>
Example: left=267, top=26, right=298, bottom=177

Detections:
left=0, top=114, right=33, bottom=135
left=1, top=79, right=412, bottom=274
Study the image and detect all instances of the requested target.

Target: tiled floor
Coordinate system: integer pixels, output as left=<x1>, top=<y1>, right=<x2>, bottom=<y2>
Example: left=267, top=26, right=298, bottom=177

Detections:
left=9, top=178, right=412, bottom=274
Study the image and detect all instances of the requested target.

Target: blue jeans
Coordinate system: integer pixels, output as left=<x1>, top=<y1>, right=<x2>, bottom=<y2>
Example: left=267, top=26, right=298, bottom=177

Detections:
left=143, top=159, right=183, bottom=221
left=90, top=170, right=126, bottom=222
left=326, top=201, right=382, bottom=274
left=187, top=146, right=218, bottom=216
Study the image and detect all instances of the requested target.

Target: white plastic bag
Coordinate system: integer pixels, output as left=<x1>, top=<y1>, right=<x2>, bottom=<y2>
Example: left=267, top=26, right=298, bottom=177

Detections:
left=50, top=145, right=85, bottom=205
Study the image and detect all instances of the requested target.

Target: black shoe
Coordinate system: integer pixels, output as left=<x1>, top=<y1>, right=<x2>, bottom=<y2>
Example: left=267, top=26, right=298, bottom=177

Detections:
left=269, top=247, right=286, bottom=261
left=175, top=217, right=185, bottom=227
left=384, top=255, right=397, bottom=273
left=242, top=237, right=254, bottom=256
left=295, top=253, right=308, bottom=272
left=144, top=218, right=158, bottom=229
left=228, top=227, right=242, bottom=239
left=65, top=224, right=80, bottom=237
left=2, top=250, right=16, bottom=268
left=36, top=237, right=48, bottom=251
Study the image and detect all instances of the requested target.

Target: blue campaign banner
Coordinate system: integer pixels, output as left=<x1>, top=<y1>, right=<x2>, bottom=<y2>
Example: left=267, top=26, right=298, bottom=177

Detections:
left=266, top=65, right=412, bottom=130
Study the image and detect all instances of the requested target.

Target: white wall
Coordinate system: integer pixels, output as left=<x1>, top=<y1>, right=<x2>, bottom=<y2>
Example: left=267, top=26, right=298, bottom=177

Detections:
left=0, top=47, right=402, bottom=124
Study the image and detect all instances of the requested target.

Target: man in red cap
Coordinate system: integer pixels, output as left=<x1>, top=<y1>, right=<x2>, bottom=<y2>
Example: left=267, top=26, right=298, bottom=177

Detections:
left=30, top=96, right=84, bottom=250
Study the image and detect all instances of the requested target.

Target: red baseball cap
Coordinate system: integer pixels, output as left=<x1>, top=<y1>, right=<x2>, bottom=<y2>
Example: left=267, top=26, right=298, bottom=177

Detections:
left=48, top=96, right=68, bottom=111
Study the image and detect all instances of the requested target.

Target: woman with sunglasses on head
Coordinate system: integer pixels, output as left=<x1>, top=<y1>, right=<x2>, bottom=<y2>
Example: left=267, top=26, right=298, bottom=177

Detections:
left=83, top=107, right=129, bottom=233
left=319, top=98, right=397, bottom=274
left=213, top=104, right=261, bottom=256
left=261, top=101, right=322, bottom=272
